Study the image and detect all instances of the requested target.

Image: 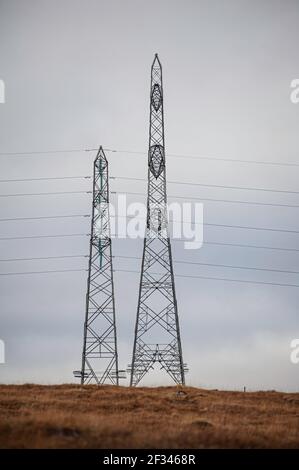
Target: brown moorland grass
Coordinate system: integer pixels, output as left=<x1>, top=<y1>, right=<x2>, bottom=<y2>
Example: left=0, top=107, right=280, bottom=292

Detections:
left=0, top=384, right=298, bottom=448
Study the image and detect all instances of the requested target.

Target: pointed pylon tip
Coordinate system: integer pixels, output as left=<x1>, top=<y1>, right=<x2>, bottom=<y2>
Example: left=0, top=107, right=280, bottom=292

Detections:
left=95, top=145, right=107, bottom=163
left=152, top=53, right=161, bottom=68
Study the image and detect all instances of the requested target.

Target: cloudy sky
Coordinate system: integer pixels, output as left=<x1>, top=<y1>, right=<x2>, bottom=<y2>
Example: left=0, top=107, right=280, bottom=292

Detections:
left=0, top=0, right=299, bottom=391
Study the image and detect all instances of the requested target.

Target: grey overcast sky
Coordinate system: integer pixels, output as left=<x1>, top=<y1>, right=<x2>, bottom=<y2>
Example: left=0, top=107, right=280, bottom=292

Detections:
left=0, top=0, right=299, bottom=390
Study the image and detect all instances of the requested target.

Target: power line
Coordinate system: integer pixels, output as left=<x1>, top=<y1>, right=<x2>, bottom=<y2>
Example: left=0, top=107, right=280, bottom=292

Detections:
left=204, top=222, right=299, bottom=234
left=198, top=240, right=299, bottom=253
left=0, top=176, right=91, bottom=183
left=2, top=217, right=298, bottom=242
left=0, top=254, right=88, bottom=262
left=111, top=176, right=299, bottom=196
left=111, top=213, right=299, bottom=235
left=2, top=253, right=297, bottom=273
left=0, top=268, right=88, bottom=276
left=0, top=173, right=297, bottom=196
left=0, top=230, right=297, bottom=253
left=0, top=265, right=297, bottom=287
left=0, top=233, right=89, bottom=241
left=0, top=251, right=297, bottom=274
left=115, top=268, right=299, bottom=289
left=0, top=259, right=297, bottom=285
left=1, top=186, right=297, bottom=208
left=105, top=148, right=299, bottom=168
left=0, top=203, right=298, bottom=239
left=0, top=214, right=90, bottom=222
left=0, top=190, right=92, bottom=198
left=0, top=148, right=94, bottom=156
left=115, top=254, right=299, bottom=275
left=111, top=190, right=299, bottom=210
left=2, top=252, right=297, bottom=274
left=1, top=146, right=298, bottom=168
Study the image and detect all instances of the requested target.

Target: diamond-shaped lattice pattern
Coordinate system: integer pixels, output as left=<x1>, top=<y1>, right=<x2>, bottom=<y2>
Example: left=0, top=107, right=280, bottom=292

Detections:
left=151, top=83, right=162, bottom=111
left=149, top=144, right=164, bottom=178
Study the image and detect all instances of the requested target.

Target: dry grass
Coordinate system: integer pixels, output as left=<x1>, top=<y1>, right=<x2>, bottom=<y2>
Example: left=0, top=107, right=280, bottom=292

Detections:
left=0, top=384, right=299, bottom=448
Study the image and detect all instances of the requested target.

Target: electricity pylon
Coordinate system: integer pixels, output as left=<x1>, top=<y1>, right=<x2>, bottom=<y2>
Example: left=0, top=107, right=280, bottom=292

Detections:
left=130, top=54, right=187, bottom=386
left=79, top=146, right=119, bottom=384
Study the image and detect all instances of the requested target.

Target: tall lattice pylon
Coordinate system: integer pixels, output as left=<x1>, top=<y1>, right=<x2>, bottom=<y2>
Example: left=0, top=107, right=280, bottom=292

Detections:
left=130, top=54, right=187, bottom=386
left=80, top=146, right=119, bottom=385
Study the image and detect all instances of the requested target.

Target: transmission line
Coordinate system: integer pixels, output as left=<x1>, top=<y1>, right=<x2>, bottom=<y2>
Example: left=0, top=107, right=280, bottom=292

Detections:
left=0, top=254, right=88, bottom=262
left=115, top=269, right=299, bottom=289
left=0, top=191, right=91, bottom=198
left=111, top=213, right=299, bottom=234
left=0, top=268, right=87, bottom=276
left=0, top=214, right=90, bottom=222
left=0, top=148, right=94, bottom=156
left=1, top=266, right=298, bottom=288
left=0, top=233, right=89, bottom=241
left=0, top=231, right=297, bottom=253
left=0, top=146, right=298, bottom=168
left=1, top=173, right=298, bottom=196
left=1, top=186, right=297, bottom=208
left=196, top=240, right=299, bottom=253
left=114, top=254, right=299, bottom=275
left=105, top=148, right=299, bottom=168
left=111, top=176, right=299, bottom=195
left=0, top=176, right=91, bottom=183
left=111, top=190, right=299, bottom=209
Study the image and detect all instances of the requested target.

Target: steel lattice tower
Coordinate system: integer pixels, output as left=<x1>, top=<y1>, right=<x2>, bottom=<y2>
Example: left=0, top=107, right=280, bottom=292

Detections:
left=130, top=54, right=186, bottom=386
left=80, top=146, right=119, bottom=385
